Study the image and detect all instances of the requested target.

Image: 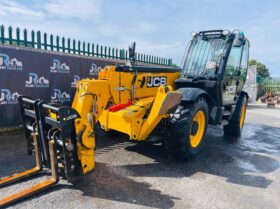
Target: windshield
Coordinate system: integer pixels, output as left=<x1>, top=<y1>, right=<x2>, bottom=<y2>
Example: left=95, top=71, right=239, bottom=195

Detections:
left=182, top=35, right=228, bottom=77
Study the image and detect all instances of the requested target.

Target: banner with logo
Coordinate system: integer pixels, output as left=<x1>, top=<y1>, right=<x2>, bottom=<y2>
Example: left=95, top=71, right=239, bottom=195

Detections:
left=0, top=46, right=123, bottom=128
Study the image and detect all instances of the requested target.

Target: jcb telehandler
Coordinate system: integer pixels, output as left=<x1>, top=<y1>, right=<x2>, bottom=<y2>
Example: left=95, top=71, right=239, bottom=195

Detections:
left=0, top=30, right=249, bottom=207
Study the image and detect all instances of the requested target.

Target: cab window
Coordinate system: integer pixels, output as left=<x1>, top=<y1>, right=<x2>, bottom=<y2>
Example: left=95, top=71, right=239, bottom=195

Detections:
left=225, top=45, right=242, bottom=76
left=240, top=40, right=249, bottom=80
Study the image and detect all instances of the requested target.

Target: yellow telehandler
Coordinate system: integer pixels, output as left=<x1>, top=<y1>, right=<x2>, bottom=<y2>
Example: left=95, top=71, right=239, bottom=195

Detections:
left=0, top=30, right=250, bottom=207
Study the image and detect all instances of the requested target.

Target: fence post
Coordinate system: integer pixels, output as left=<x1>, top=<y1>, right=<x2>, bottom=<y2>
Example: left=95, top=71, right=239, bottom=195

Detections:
left=116, top=49, right=119, bottom=59
left=96, top=44, right=99, bottom=57
left=73, top=39, right=76, bottom=54
left=123, top=49, right=126, bottom=60
left=16, top=27, right=20, bottom=46
left=50, top=34, right=54, bottom=51
left=112, top=48, right=115, bottom=59
left=119, top=49, right=122, bottom=59
left=8, top=26, right=13, bottom=45
left=62, top=37, right=65, bottom=52
left=119, top=49, right=124, bottom=60
left=56, top=36, right=60, bottom=52
left=37, top=31, right=41, bottom=49
left=44, top=33, right=47, bottom=50
left=67, top=38, right=71, bottom=53
left=31, top=30, right=35, bottom=48
left=104, top=46, right=107, bottom=58
left=23, top=29, right=27, bottom=47
left=92, top=44, right=95, bottom=56
left=78, top=40, right=81, bottom=55
left=168, top=58, right=172, bottom=66
left=87, top=43, right=90, bottom=55
left=0, top=25, right=4, bottom=44
left=108, top=47, right=111, bottom=58
left=100, top=45, right=103, bottom=58
left=82, top=41, right=86, bottom=55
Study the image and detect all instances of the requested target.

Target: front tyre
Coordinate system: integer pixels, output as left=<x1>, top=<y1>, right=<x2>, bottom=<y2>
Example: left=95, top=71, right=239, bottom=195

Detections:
left=165, top=97, right=208, bottom=160
left=223, top=93, right=248, bottom=137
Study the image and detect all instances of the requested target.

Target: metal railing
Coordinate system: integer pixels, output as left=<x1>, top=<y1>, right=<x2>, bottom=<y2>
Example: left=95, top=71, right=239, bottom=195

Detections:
left=262, top=77, right=280, bottom=94
left=0, top=25, right=173, bottom=66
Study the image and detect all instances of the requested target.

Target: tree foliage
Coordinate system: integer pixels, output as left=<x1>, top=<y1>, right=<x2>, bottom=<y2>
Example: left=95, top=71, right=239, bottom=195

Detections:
left=249, top=59, right=270, bottom=78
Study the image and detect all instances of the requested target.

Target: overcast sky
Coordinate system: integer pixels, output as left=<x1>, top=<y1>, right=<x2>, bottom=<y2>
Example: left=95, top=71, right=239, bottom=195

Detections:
left=0, top=0, right=279, bottom=76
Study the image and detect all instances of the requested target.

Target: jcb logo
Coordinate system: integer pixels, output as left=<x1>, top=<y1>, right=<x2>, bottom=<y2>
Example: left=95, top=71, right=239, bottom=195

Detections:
left=146, top=76, right=167, bottom=88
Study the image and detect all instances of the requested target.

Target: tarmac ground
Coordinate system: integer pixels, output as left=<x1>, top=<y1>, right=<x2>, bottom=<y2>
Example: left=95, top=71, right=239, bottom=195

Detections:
left=0, top=104, right=279, bottom=209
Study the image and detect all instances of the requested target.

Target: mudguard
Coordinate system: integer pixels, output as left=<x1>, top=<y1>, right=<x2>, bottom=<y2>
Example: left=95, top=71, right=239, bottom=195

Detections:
left=177, top=87, right=210, bottom=103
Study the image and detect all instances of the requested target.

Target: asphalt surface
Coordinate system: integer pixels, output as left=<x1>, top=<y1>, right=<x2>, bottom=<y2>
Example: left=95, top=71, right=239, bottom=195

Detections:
left=0, top=104, right=279, bottom=209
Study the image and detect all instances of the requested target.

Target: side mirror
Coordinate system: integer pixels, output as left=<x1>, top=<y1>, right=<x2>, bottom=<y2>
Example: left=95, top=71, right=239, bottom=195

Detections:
left=233, top=33, right=245, bottom=47
left=129, top=42, right=136, bottom=60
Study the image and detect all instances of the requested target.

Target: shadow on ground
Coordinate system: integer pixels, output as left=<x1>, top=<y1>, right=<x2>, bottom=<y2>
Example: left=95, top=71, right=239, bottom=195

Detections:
left=120, top=124, right=280, bottom=188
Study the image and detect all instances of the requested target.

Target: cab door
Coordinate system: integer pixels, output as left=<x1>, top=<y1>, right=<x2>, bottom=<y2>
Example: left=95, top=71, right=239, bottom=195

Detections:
left=223, top=40, right=249, bottom=105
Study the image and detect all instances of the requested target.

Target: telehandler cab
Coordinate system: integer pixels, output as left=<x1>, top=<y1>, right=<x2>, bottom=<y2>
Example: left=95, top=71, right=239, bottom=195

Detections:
left=0, top=30, right=249, bottom=207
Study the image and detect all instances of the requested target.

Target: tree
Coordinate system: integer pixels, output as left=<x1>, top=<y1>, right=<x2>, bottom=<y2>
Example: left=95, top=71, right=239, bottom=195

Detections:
left=249, top=59, right=270, bottom=78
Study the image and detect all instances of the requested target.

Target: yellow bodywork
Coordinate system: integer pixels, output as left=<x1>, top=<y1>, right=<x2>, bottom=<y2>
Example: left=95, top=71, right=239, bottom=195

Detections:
left=240, top=103, right=246, bottom=128
left=71, top=65, right=181, bottom=174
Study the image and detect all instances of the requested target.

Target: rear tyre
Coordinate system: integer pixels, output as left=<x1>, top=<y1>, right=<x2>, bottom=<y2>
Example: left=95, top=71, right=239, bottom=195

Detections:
left=223, top=93, right=247, bottom=137
left=165, top=97, right=208, bottom=160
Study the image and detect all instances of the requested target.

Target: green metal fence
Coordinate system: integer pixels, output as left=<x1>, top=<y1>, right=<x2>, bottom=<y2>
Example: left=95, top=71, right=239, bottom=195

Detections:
left=0, top=25, right=173, bottom=66
left=261, top=77, right=280, bottom=94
